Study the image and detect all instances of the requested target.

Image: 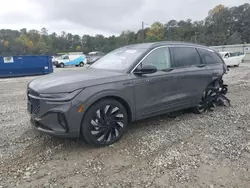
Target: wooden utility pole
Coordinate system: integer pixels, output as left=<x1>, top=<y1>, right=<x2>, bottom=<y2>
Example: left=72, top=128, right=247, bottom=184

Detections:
left=142, top=21, right=144, bottom=42
left=195, top=32, right=198, bottom=43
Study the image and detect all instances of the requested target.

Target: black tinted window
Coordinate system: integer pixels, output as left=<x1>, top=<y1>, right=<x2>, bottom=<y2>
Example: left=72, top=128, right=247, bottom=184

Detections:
left=198, top=48, right=224, bottom=64
left=172, top=47, right=201, bottom=67
left=142, top=47, right=171, bottom=70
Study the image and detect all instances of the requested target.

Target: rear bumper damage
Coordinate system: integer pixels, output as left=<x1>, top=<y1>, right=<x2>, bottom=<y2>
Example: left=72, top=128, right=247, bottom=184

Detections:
left=213, top=77, right=231, bottom=107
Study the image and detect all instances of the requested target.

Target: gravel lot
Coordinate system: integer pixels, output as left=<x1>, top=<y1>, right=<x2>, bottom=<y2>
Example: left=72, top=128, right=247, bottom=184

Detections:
left=1, top=65, right=250, bottom=188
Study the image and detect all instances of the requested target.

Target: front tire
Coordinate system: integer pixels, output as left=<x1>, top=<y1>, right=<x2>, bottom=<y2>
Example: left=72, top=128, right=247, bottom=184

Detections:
left=81, top=99, right=128, bottom=147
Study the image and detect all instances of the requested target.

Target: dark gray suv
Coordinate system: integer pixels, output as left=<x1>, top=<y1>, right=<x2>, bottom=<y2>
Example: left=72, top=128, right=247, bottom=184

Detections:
left=27, top=42, right=227, bottom=146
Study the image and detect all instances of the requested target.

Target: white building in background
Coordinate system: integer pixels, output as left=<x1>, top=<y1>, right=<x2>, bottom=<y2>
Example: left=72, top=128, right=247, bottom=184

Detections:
left=210, top=44, right=250, bottom=63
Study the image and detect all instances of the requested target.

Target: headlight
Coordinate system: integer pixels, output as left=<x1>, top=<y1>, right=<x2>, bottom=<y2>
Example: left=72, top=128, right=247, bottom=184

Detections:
left=39, top=89, right=83, bottom=102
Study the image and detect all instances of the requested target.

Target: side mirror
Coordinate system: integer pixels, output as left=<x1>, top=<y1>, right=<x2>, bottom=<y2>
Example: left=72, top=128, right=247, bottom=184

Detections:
left=134, top=64, right=157, bottom=75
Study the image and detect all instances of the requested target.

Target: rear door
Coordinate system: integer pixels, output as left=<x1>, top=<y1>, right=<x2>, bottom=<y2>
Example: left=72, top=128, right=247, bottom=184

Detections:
left=229, top=52, right=242, bottom=65
left=170, top=46, right=212, bottom=108
left=222, top=52, right=232, bottom=66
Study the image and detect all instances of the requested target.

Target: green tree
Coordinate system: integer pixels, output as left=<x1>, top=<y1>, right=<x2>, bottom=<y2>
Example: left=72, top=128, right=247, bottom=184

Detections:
left=35, top=41, right=49, bottom=54
left=146, top=22, right=165, bottom=42
left=16, top=34, right=34, bottom=54
left=227, top=32, right=242, bottom=44
left=0, top=3, right=249, bottom=56
left=76, top=45, right=81, bottom=51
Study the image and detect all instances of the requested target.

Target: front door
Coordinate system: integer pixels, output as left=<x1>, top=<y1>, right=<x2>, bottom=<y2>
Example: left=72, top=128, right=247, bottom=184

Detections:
left=63, top=55, right=70, bottom=66
left=131, top=47, right=179, bottom=119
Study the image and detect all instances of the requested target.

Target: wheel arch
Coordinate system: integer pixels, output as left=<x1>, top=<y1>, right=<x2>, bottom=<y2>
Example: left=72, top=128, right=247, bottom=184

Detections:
left=83, top=93, right=134, bottom=123
left=196, top=77, right=222, bottom=104
left=78, top=93, right=133, bottom=139
left=208, top=76, right=222, bottom=87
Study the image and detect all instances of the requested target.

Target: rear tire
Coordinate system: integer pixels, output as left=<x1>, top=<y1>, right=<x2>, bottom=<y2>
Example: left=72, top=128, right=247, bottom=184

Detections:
left=193, top=86, right=217, bottom=114
left=81, top=99, right=128, bottom=147
left=79, top=62, right=84, bottom=67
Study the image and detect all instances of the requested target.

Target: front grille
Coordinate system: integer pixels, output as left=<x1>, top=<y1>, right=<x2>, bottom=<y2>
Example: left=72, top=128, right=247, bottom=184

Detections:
left=30, top=98, right=40, bottom=115
left=28, top=89, right=40, bottom=115
left=28, top=89, right=39, bottom=97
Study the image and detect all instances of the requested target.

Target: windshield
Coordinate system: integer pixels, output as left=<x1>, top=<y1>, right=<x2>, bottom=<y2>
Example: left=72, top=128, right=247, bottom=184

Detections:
left=90, top=47, right=145, bottom=71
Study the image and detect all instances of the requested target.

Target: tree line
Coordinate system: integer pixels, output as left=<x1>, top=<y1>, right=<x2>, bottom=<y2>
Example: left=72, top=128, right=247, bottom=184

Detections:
left=0, top=3, right=249, bottom=56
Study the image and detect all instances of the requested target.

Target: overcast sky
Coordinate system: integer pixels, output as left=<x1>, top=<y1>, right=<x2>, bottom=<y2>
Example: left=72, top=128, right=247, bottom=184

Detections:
left=0, top=0, right=249, bottom=36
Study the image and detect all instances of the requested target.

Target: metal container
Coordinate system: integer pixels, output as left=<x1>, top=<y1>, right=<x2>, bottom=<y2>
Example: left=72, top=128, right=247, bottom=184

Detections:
left=0, top=56, right=53, bottom=78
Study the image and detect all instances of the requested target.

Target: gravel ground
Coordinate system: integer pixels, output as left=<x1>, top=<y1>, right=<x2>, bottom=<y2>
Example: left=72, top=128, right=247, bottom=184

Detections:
left=1, top=65, right=250, bottom=188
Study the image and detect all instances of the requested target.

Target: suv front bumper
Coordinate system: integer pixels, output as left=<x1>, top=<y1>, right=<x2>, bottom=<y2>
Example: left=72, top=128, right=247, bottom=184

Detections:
left=27, top=92, right=83, bottom=138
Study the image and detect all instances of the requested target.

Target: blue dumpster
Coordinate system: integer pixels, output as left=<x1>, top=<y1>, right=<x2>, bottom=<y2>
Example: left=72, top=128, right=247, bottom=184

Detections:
left=0, top=56, right=53, bottom=78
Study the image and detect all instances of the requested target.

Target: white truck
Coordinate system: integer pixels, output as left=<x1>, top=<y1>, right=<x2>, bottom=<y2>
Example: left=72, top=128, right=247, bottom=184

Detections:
left=53, top=54, right=87, bottom=68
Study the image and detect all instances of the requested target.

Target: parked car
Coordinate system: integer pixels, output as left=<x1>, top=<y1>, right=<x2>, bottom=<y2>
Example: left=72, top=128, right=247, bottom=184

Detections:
left=53, top=54, right=87, bottom=68
left=219, top=51, right=245, bottom=67
left=86, top=51, right=105, bottom=65
left=27, top=42, right=227, bottom=147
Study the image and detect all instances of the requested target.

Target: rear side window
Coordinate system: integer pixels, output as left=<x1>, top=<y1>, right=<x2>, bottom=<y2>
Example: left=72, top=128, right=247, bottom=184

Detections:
left=171, top=47, right=201, bottom=67
left=198, top=48, right=224, bottom=64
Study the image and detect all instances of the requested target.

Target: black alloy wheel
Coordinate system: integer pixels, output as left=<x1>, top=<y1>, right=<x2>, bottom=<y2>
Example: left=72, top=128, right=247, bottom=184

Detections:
left=194, top=87, right=218, bottom=114
left=79, top=62, right=84, bottom=67
left=60, top=63, right=65, bottom=68
left=81, top=99, right=128, bottom=147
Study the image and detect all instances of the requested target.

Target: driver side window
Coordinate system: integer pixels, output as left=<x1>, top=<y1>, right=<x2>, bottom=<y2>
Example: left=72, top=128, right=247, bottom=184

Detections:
left=225, top=53, right=229, bottom=58
left=141, top=47, right=171, bottom=70
left=63, top=56, right=69, bottom=60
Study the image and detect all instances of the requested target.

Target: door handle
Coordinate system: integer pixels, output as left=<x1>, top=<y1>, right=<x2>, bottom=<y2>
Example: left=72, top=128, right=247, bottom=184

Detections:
left=197, top=64, right=206, bottom=68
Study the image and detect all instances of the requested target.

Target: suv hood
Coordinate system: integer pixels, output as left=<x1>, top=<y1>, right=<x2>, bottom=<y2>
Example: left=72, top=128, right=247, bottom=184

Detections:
left=28, top=68, right=125, bottom=93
